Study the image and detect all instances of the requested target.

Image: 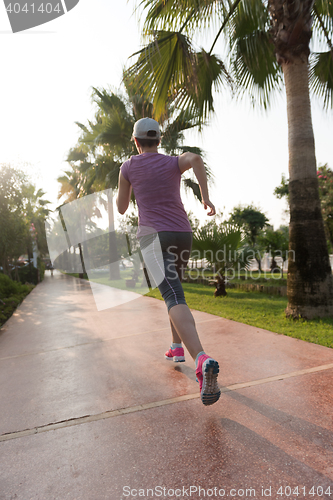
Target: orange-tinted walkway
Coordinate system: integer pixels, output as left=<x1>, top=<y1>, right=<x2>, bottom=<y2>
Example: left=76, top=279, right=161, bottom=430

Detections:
left=1, top=272, right=333, bottom=499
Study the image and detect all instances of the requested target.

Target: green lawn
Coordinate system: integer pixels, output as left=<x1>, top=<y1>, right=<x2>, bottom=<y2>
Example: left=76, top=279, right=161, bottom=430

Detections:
left=146, top=283, right=333, bottom=349
left=186, top=269, right=287, bottom=287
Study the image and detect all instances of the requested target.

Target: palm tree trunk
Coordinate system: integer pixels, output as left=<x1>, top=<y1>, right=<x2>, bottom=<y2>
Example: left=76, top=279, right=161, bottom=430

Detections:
left=78, top=243, right=86, bottom=278
left=14, top=260, right=19, bottom=282
left=107, top=190, right=120, bottom=280
left=2, top=257, right=8, bottom=277
left=28, top=246, right=33, bottom=283
left=79, top=211, right=91, bottom=274
left=283, top=60, right=333, bottom=318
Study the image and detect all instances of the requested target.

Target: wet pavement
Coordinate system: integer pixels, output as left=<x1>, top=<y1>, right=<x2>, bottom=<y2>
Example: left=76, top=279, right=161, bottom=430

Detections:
left=0, top=272, right=333, bottom=500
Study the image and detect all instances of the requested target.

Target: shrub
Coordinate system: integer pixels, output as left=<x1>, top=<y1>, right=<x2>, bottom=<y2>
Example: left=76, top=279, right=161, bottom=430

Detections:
left=10, top=257, right=45, bottom=285
left=0, top=274, right=34, bottom=327
left=0, top=273, right=25, bottom=299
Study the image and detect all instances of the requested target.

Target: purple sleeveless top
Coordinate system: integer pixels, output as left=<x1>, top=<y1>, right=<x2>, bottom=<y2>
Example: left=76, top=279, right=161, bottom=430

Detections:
left=121, top=153, right=192, bottom=235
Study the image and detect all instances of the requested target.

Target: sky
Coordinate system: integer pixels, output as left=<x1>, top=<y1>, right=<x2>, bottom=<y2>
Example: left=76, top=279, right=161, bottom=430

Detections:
left=1, top=0, right=332, bottom=230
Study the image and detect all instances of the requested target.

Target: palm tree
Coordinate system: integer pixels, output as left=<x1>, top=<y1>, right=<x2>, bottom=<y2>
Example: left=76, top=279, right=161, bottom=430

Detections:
left=127, top=0, right=333, bottom=319
left=0, top=166, right=51, bottom=281
left=258, top=225, right=289, bottom=278
left=192, top=219, right=249, bottom=296
left=57, top=167, right=83, bottom=203
left=21, top=184, right=51, bottom=254
left=228, top=205, right=269, bottom=271
left=56, top=165, right=97, bottom=277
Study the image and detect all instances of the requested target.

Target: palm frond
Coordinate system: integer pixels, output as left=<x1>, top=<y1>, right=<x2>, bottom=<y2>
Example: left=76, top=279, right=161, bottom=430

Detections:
left=179, top=145, right=204, bottom=155
left=128, top=30, right=197, bottom=119
left=94, top=116, right=133, bottom=146
left=230, top=30, right=283, bottom=107
left=225, top=0, right=283, bottom=107
left=192, top=223, right=242, bottom=267
left=123, top=73, right=154, bottom=120
left=67, top=146, right=88, bottom=163
left=313, top=0, right=333, bottom=45
left=138, top=0, right=220, bottom=34
left=39, top=199, right=51, bottom=207
left=75, top=121, right=90, bottom=134
left=309, top=50, right=333, bottom=108
left=128, top=30, right=231, bottom=120
left=161, top=108, right=202, bottom=153
left=188, top=50, right=232, bottom=117
left=182, top=177, right=202, bottom=201
left=75, top=121, right=99, bottom=147
left=229, top=0, right=269, bottom=37
left=163, top=108, right=202, bottom=135
left=105, top=162, right=122, bottom=190
left=35, top=188, right=45, bottom=199
left=91, top=88, right=128, bottom=116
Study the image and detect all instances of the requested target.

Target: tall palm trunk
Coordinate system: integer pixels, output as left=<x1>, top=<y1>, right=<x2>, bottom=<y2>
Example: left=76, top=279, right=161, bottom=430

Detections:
left=283, top=61, right=333, bottom=318
left=268, top=0, right=333, bottom=318
left=107, top=189, right=120, bottom=280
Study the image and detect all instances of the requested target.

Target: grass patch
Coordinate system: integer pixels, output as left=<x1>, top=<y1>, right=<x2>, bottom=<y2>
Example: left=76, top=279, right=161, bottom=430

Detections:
left=227, top=276, right=287, bottom=287
left=90, top=276, right=149, bottom=294
left=146, top=283, right=333, bottom=349
left=64, top=272, right=89, bottom=279
left=0, top=274, right=35, bottom=327
left=186, top=269, right=287, bottom=287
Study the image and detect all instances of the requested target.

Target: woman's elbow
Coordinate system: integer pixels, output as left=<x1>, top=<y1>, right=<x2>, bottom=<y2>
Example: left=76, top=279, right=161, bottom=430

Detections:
left=117, top=206, right=127, bottom=215
left=116, top=199, right=127, bottom=215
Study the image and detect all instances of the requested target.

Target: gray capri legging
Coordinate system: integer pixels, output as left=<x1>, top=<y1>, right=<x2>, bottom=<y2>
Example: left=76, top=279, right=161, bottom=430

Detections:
left=140, top=231, right=193, bottom=312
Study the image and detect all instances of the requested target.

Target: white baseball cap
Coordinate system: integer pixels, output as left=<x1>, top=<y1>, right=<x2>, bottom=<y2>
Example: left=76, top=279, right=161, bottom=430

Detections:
left=132, top=118, right=161, bottom=140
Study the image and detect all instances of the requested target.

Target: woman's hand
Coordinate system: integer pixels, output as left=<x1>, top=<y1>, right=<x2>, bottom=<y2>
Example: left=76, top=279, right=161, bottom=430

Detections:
left=203, top=198, right=216, bottom=216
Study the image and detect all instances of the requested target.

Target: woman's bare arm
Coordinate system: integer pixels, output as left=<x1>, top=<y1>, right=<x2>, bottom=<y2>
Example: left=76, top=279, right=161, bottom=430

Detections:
left=116, top=172, right=132, bottom=214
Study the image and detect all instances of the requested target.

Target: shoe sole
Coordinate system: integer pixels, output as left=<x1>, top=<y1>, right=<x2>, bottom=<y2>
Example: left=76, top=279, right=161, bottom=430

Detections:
left=201, top=359, right=221, bottom=406
left=165, top=355, right=185, bottom=362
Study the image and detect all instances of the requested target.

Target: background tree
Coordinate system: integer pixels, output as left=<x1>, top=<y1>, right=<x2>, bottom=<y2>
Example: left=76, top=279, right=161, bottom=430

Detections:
left=274, top=173, right=289, bottom=201
left=21, top=184, right=51, bottom=260
left=275, top=164, right=333, bottom=252
left=192, top=220, right=245, bottom=296
left=228, top=205, right=269, bottom=271
left=0, top=166, right=26, bottom=276
left=316, top=164, right=333, bottom=252
left=127, top=0, right=333, bottom=319
left=186, top=211, right=200, bottom=233
left=0, top=164, right=50, bottom=282
left=258, top=225, right=289, bottom=277
left=57, top=157, right=89, bottom=203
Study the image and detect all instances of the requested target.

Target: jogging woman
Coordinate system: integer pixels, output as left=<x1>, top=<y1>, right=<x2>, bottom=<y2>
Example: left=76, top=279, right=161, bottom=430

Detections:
left=116, top=118, right=220, bottom=406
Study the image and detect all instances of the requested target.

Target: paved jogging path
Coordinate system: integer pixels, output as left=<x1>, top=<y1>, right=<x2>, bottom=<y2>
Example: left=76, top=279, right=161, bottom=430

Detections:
left=1, top=272, right=333, bottom=500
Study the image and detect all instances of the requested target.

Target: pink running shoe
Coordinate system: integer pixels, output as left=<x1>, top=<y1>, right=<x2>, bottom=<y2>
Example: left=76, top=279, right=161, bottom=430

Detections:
left=165, top=346, right=185, bottom=362
left=196, top=354, right=220, bottom=406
